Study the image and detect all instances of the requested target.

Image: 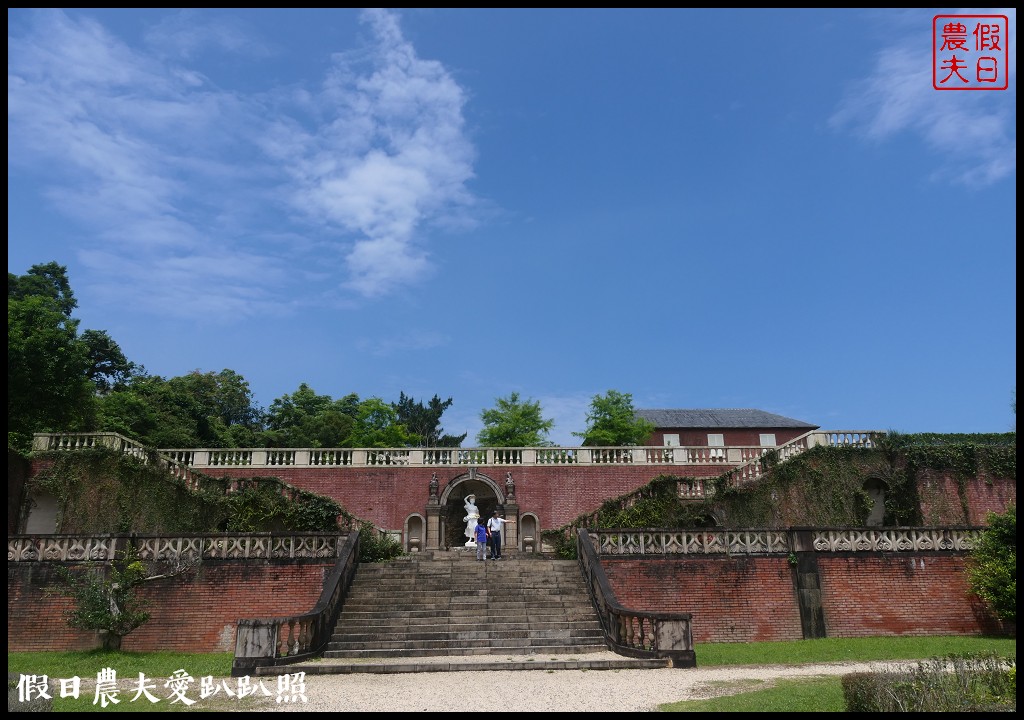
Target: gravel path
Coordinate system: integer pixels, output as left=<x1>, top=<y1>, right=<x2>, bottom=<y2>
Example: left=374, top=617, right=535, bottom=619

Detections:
left=254, top=652, right=917, bottom=712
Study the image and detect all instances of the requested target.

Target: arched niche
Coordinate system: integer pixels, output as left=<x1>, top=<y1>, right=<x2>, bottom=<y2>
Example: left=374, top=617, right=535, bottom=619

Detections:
left=519, top=512, right=539, bottom=552
left=405, top=513, right=425, bottom=553
left=863, top=478, right=887, bottom=526
left=24, top=491, right=59, bottom=534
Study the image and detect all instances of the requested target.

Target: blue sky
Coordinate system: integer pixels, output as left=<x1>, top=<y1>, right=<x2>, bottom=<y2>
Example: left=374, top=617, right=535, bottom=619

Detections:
left=8, top=8, right=1017, bottom=446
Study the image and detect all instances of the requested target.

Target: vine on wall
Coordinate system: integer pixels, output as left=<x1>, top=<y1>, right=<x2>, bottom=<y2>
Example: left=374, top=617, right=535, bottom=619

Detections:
left=543, top=433, right=1016, bottom=557
left=27, top=449, right=354, bottom=534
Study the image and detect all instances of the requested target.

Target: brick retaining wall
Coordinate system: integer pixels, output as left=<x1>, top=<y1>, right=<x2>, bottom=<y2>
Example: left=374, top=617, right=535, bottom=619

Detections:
left=602, top=553, right=1008, bottom=644
left=8, top=560, right=334, bottom=653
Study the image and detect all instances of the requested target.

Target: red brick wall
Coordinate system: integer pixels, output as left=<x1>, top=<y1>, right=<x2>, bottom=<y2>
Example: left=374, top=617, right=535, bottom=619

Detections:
left=964, top=473, right=1016, bottom=524
left=8, top=560, right=334, bottom=653
left=602, top=554, right=1006, bottom=644
left=818, top=555, right=1005, bottom=637
left=11, top=552, right=1009, bottom=653
left=207, top=464, right=721, bottom=531
left=8, top=450, right=30, bottom=535
left=603, top=557, right=804, bottom=643
left=25, top=455, right=1014, bottom=536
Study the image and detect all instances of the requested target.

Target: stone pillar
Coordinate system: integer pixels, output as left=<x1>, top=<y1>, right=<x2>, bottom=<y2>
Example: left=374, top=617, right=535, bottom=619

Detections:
left=426, top=505, right=441, bottom=550
left=426, top=472, right=441, bottom=550
left=501, top=471, right=520, bottom=551
left=502, top=503, right=520, bottom=551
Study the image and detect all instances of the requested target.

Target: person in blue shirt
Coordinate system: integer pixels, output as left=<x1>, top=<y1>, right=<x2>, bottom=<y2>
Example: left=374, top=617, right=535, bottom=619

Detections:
left=474, top=518, right=489, bottom=561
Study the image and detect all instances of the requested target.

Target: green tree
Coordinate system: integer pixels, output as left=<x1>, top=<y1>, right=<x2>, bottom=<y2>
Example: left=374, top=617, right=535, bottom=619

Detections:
left=8, top=261, right=77, bottom=316
left=261, top=384, right=359, bottom=447
left=392, top=392, right=467, bottom=447
left=967, top=505, right=1016, bottom=622
left=80, top=329, right=140, bottom=394
left=477, top=392, right=554, bottom=447
left=348, top=397, right=416, bottom=448
left=573, top=390, right=655, bottom=446
left=51, top=545, right=197, bottom=651
left=96, top=369, right=265, bottom=448
left=8, top=265, right=96, bottom=451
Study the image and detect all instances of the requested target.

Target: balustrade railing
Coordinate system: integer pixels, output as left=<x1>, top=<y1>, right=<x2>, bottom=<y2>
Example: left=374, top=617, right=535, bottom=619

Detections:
left=594, top=529, right=791, bottom=555
left=34, top=430, right=885, bottom=471
left=8, top=533, right=351, bottom=563
left=587, top=527, right=979, bottom=556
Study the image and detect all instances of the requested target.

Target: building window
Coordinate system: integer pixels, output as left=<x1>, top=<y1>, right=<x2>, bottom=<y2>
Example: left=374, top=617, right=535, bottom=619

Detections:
left=707, top=434, right=724, bottom=447
left=759, top=434, right=777, bottom=447
left=663, top=434, right=680, bottom=447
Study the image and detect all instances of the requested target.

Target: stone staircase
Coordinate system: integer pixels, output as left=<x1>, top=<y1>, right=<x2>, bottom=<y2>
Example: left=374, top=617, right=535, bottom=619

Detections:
left=269, top=550, right=668, bottom=675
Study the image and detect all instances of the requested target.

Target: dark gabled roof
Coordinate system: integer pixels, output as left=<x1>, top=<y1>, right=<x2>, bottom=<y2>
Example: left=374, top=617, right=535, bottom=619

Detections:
left=635, top=409, right=818, bottom=430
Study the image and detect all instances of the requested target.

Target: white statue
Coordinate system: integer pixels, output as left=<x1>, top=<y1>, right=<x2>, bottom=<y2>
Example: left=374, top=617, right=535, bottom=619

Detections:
left=462, top=494, right=480, bottom=547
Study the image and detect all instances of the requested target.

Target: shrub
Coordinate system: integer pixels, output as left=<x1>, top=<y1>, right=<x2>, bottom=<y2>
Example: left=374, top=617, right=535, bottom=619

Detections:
left=967, top=505, right=1016, bottom=622
left=842, top=652, right=1016, bottom=712
left=50, top=545, right=152, bottom=651
left=358, top=523, right=403, bottom=563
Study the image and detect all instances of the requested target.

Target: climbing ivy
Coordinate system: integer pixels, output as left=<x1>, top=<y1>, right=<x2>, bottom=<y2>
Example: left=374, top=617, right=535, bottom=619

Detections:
left=30, top=449, right=226, bottom=534
left=546, top=432, right=1015, bottom=539
left=27, top=448, right=354, bottom=534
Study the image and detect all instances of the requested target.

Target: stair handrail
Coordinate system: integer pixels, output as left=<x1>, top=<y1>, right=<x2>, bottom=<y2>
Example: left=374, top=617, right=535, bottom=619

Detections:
left=576, top=528, right=695, bottom=668
left=231, top=530, right=360, bottom=677
left=717, top=429, right=885, bottom=490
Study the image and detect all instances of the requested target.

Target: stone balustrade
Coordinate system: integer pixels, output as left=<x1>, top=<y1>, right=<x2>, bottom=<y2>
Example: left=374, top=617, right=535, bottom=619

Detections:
left=8, top=533, right=350, bottom=563
left=33, top=430, right=885, bottom=469
left=10, top=527, right=975, bottom=564
left=588, top=527, right=980, bottom=556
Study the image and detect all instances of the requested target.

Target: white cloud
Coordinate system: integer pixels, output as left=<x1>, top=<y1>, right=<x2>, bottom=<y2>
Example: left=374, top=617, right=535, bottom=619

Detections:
left=284, top=8, right=476, bottom=297
left=830, top=9, right=1016, bottom=186
left=8, top=8, right=476, bottom=319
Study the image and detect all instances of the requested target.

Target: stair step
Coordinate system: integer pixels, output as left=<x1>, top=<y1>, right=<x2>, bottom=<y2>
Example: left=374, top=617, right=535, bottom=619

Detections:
left=333, top=620, right=601, bottom=630
left=301, top=554, right=622, bottom=673
left=332, top=629, right=604, bottom=642
left=322, top=643, right=610, bottom=658
left=256, top=655, right=666, bottom=675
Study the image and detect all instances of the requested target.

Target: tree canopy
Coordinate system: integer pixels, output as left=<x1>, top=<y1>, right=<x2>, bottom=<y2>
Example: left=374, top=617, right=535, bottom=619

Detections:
left=573, top=390, right=654, bottom=446
left=263, top=384, right=358, bottom=448
left=8, top=263, right=127, bottom=451
left=96, top=370, right=264, bottom=448
left=477, top=392, right=554, bottom=447
left=392, top=392, right=467, bottom=447
left=10, top=263, right=569, bottom=453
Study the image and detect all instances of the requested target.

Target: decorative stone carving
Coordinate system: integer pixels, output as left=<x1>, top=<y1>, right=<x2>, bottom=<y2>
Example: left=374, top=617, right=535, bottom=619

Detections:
left=428, top=472, right=439, bottom=503
left=505, top=472, right=516, bottom=501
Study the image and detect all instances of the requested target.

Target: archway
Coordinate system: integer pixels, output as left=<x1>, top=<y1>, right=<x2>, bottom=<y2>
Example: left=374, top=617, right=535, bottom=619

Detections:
left=438, top=470, right=504, bottom=550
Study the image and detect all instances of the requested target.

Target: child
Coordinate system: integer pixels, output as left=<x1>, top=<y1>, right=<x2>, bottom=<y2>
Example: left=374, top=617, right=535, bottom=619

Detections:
left=474, top=518, right=489, bottom=561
